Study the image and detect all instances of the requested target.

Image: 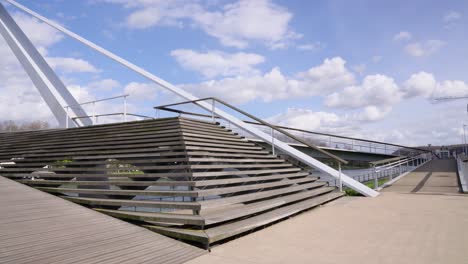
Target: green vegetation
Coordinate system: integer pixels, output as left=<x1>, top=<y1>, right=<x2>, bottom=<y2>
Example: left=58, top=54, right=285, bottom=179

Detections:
left=52, top=159, right=73, bottom=168
left=345, top=178, right=389, bottom=196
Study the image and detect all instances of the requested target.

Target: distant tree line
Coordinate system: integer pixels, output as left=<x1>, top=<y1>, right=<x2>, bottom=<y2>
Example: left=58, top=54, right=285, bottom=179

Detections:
left=0, top=120, right=50, bottom=132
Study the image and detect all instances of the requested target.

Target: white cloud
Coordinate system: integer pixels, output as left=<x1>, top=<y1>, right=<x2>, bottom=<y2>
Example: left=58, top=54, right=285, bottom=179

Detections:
left=444, top=11, right=462, bottom=28
left=88, top=79, right=121, bottom=91
left=296, top=57, right=355, bottom=92
left=268, top=108, right=350, bottom=133
left=102, top=0, right=300, bottom=49
left=123, top=82, right=159, bottom=101
left=444, top=11, right=462, bottom=22
left=181, top=57, right=355, bottom=104
left=297, top=42, right=325, bottom=51
left=325, top=74, right=401, bottom=109
left=46, top=57, right=100, bottom=73
left=433, top=80, right=468, bottom=99
left=266, top=106, right=391, bottom=137
left=403, top=71, right=436, bottom=98
left=404, top=40, right=445, bottom=57
left=393, top=31, right=412, bottom=42
left=403, top=71, right=468, bottom=99
left=354, top=105, right=392, bottom=122
left=170, top=49, right=265, bottom=78
left=12, top=12, right=63, bottom=48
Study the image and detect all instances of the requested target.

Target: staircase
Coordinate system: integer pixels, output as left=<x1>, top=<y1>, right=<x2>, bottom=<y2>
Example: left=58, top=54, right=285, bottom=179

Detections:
left=0, top=117, right=343, bottom=246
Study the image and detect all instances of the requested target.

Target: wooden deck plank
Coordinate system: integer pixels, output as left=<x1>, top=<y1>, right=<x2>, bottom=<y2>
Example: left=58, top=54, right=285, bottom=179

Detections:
left=0, top=176, right=205, bottom=263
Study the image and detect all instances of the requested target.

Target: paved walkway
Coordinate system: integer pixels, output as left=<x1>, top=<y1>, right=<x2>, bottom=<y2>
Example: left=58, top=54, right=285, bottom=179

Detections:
left=382, top=159, right=460, bottom=194
left=0, top=176, right=204, bottom=264
left=187, top=159, right=468, bottom=264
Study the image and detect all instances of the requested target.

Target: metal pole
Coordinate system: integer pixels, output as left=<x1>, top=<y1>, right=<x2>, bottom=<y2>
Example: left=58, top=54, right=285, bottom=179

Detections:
left=123, top=96, right=127, bottom=122
left=93, top=101, right=96, bottom=125
left=211, top=99, right=215, bottom=123
left=65, top=106, right=69, bottom=128
left=271, top=128, right=275, bottom=156
left=338, top=162, right=342, bottom=192
left=374, top=165, right=378, bottom=190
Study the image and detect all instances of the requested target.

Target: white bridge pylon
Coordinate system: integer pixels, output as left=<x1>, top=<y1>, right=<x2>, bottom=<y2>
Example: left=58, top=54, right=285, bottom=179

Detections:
left=0, top=3, right=91, bottom=128
left=1, top=0, right=379, bottom=197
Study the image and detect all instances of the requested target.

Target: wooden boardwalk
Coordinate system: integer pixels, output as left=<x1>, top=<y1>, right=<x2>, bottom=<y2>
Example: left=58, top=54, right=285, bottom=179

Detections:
left=0, top=176, right=205, bottom=264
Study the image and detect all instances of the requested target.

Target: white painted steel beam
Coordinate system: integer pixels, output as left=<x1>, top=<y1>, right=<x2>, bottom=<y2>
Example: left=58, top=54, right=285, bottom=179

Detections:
left=0, top=2, right=91, bottom=128
left=5, top=0, right=378, bottom=197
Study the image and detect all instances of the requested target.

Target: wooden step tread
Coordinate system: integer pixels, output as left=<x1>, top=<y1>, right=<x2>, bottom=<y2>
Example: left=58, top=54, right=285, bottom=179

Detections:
left=192, top=168, right=301, bottom=178
left=144, top=226, right=209, bottom=244
left=146, top=191, right=343, bottom=244
left=20, top=179, right=196, bottom=187
left=64, top=196, right=201, bottom=210
left=197, top=177, right=316, bottom=197
left=204, top=191, right=344, bottom=243
left=202, top=186, right=336, bottom=224
left=5, top=172, right=192, bottom=178
left=96, top=208, right=204, bottom=225
left=200, top=181, right=327, bottom=209
left=194, top=172, right=311, bottom=187
left=37, top=187, right=198, bottom=197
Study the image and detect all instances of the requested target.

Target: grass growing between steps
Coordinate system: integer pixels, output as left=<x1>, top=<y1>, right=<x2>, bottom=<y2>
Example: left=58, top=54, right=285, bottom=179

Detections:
left=345, top=178, right=389, bottom=196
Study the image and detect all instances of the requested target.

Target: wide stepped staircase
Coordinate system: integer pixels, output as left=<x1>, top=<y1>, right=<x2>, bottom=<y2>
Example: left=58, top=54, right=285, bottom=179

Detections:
left=0, top=117, right=343, bottom=247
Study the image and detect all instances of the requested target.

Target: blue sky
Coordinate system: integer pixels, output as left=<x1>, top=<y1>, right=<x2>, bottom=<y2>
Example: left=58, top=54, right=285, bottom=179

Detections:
left=1, top=0, right=468, bottom=146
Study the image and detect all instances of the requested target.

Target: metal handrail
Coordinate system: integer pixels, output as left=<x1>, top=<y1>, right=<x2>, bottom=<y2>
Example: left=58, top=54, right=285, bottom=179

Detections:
left=154, top=106, right=428, bottom=155
left=64, top=94, right=130, bottom=128
left=64, top=94, right=129, bottom=107
left=370, top=156, right=408, bottom=166
left=154, top=97, right=348, bottom=164
left=72, top=112, right=154, bottom=121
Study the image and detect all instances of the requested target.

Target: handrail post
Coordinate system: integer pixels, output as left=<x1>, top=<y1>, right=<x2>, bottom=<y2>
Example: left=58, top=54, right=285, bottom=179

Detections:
left=338, top=162, right=342, bottom=192
left=271, top=127, right=275, bottom=156
left=92, top=101, right=97, bottom=125
left=65, top=106, right=69, bottom=128
left=373, top=165, right=378, bottom=190
left=399, top=161, right=402, bottom=176
left=211, top=99, right=215, bottom=123
left=123, top=95, right=127, bottom=122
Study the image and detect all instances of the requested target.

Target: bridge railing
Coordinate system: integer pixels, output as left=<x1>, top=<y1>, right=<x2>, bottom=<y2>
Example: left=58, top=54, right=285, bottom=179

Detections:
left=317, top=153, right=432, bottom=190
left=64, top=94, right=154, bottom=127
left=153, top=101, right=427, bottom=157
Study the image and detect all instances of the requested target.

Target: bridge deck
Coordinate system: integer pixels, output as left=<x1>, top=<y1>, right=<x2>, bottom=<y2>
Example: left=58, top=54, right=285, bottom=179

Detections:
left=186, top=159, right=468, bottom=264
left=383, top=159, right=460, bottom=194
left=0, top=176, right=205, bottom=264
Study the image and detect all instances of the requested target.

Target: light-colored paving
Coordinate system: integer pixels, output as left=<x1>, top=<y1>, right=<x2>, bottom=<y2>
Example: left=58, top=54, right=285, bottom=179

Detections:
left=382, top=159, right=460, bottom=194
left=187, top=159, right=468, bottom=264
left=0, top=176, right=205, bottom=264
